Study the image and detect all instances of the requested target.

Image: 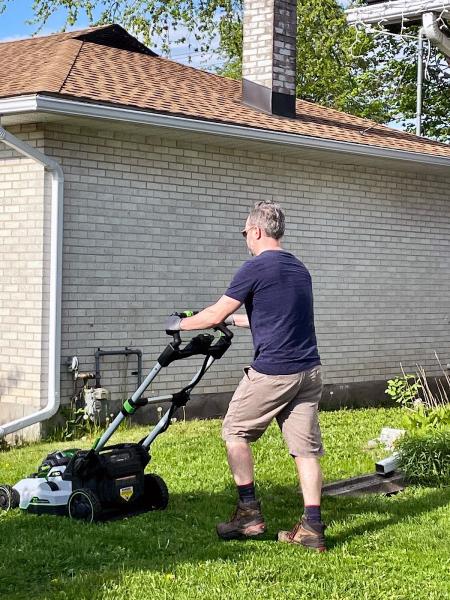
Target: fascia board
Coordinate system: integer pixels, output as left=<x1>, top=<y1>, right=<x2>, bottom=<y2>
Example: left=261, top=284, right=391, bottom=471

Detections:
left=1, top=93, right=450, bottom=169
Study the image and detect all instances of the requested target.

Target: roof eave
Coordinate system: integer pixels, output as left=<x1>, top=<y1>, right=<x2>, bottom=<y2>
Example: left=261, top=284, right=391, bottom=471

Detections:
left=1, top=93, right=450, bottom=169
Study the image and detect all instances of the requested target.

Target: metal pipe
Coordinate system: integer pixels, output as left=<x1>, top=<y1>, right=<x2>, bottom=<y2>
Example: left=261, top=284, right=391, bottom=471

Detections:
left=94, top=361, right=162, bottom=451
left=140, top=356, right=216, bottom=449
left=416, top=27, right=424, bottom=137
left=0, top=127, right=64, bottom=439
left=141, top=407, right=172, bottom=449
left=375, top=453, right=400, bottom=476
left=130, top=363, right=162, bottom=402
left=94, top=347, right=143, bottom=388
left=94, top=410, right=126, bottom=452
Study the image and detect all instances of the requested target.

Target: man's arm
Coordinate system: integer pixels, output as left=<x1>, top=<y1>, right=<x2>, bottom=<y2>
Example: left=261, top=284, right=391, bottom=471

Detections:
left=233, top=313, right=250, bottom=328
left=180, top=295, right=242, bottom=331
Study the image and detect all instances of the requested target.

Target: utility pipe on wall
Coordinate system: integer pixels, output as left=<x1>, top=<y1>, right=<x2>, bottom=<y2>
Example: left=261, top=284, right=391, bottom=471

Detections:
left=0, top=127, right=64, bottom=439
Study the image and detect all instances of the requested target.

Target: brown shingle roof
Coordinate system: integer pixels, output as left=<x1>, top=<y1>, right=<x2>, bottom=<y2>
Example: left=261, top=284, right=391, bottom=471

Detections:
left=1, top=24, right=449, bottom=159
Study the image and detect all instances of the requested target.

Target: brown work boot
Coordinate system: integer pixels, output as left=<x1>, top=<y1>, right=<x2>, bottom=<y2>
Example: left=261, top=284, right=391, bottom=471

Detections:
left=216, top=500, right=266, bottom=540
left=278, top=518, right=327, bottom=552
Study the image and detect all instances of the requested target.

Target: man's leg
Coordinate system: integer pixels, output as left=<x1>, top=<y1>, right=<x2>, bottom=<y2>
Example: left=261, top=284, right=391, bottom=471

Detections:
left=226, top=440, right=254, bottom=485
left=277, top=366, right=327, bottom=551
left=216, top=440, right=265, bottom=540
left=295, top=455, right=324, bottom=529
left=218, top=367, right=303, bottom=540
left=217, top=368, right=279, bottom=540
left=277, top=454, right=326, bottom=551
left=225, top=440, right=258, bottom=504
left=295, top=456, right=322, bottom=506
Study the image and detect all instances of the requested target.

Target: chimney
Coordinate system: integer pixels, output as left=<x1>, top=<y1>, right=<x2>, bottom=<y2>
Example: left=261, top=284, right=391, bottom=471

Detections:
left=242, top=0, right=297, bottom=118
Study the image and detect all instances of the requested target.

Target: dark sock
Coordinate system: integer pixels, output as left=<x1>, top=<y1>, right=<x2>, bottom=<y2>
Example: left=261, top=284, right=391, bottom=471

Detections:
left=237, top=482, right=256, bottom=504
left=304, top=505, right=322, bottom=523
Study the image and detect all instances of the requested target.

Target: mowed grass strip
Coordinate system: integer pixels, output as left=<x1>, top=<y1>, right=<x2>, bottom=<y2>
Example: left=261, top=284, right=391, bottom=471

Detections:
left=0, top=407, right=449, bottom=600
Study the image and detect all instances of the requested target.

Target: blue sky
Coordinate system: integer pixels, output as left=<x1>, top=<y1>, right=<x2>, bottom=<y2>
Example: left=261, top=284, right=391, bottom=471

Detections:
left=0, top=0, right=93, bottom=41
left=0, top=1, right=351, bottom=65
left=0, top=0, right=220, bottom=67
left=1, top=0, right=351, bottom=42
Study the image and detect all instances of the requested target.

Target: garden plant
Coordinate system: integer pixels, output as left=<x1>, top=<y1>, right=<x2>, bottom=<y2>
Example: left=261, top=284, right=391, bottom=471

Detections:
left=386, top=358, right=450, bottom=486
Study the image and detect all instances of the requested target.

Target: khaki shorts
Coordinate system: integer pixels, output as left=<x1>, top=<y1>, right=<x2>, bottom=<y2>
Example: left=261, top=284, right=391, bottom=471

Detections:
left=222, top=365, right=324, bottom=458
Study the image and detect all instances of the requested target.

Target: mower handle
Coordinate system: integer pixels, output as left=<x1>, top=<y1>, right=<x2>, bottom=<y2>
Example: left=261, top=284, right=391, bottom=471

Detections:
left=166, top=311, right=198, bottom=347
left=213, top=322, right=234, bottom=340
left=166, top=311, right=233, bottom=344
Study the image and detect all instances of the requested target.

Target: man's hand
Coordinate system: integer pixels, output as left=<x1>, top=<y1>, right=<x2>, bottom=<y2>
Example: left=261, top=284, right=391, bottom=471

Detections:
left=179, top=295, right=242, bottom=331
left=224, top=315, right=235, bottom=326
left=165, top=314, right=182, bottom=333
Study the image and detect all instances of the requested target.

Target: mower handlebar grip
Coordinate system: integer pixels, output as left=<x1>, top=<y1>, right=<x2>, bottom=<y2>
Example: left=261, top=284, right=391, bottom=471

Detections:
left=166, top=312, right=233, bottom=342
left=178, top=310, right=198, bottom=318
left=213, top=322, right=234, bottom=340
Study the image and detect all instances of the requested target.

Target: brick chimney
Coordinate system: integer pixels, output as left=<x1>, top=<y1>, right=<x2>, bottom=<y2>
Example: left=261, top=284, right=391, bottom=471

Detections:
left=242, top=0, right=297, bottom=118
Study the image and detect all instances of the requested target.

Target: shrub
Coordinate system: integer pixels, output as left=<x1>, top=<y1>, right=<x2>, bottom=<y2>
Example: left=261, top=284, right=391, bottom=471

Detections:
left=395, top=430, right=450, bottom=487
left=386, top=374, right=422, bottom=407
left=386, top=355, right=450, bottom=433
left=402, top=403, right=450, bottom=433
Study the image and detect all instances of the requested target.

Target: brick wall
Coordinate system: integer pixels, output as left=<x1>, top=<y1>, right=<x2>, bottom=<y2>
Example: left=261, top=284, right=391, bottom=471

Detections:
left=0, top=125, right=48, bottom=440
left=242, top=0, right=275, bottom=90
left=243, top=0, right=297, bottom=95
left=2, top=122, right=449, bottom=431
left=37, top=123, right=450, bottom=410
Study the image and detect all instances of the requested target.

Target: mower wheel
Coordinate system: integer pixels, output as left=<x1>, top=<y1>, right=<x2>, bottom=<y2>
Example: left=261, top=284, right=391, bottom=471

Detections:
left=0, top=485, right=20, bottom=512
left=68, top=488, right=101, bottom=523
left=143, top=474, right=169, bottom=510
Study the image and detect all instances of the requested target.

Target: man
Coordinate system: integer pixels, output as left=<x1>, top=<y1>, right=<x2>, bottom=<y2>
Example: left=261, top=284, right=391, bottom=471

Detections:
left=165, top=200, right=325, bottom=552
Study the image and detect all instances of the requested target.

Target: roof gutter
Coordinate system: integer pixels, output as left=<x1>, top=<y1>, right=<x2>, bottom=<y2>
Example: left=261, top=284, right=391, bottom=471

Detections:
left=0, top=127, right=64, bottom=439
left=1, top=94, right=450, bottom=169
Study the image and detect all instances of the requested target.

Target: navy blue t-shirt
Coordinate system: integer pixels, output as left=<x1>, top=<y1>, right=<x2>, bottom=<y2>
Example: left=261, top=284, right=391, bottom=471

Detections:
left=225, top=250, right=320, bottom=375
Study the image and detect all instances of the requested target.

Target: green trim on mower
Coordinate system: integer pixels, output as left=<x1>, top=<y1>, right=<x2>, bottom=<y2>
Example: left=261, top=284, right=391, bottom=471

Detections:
left=123, top=399, right=136, bottom=415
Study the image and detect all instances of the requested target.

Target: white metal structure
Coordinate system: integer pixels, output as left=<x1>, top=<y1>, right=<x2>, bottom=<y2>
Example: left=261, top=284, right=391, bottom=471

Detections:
left=423, top=10, right=450, bottom=56
left=346, top=1, right=450, bottom=26
left=346, top=3, right=450, bottom=137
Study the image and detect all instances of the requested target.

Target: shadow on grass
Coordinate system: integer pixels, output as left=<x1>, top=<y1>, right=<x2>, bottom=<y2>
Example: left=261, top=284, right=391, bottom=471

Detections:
left=322, top=485, right=450, bottom=550
left=1, top=484, right=449, bottom=599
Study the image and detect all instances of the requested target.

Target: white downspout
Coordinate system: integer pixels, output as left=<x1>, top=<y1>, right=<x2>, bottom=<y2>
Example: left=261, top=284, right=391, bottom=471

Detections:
left=0, top=127, right=64, bottom=439
left=422, top=12, right=450, bottom=60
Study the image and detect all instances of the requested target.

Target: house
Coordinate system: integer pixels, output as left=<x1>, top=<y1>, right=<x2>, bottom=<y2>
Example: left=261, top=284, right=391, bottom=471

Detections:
left=1, top=2, right=450, bottom=441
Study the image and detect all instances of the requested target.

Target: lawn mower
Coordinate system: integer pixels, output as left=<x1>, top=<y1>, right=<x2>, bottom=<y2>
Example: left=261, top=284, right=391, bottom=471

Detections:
left=0, top=314, right=233, bottom=522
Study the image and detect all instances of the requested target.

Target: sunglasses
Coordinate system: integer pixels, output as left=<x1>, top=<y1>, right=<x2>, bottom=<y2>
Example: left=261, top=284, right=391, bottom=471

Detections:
left=241, top=225, right=257, bottom=238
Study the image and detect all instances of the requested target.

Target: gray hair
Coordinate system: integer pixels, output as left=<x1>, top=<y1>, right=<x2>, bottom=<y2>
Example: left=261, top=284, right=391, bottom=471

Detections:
left=248, top=201, right=285, bottom=240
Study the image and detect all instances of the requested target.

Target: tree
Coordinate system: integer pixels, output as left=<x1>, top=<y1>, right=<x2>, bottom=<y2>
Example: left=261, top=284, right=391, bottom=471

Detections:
left=1, top=0, right=448, bottom=141
left=215, top=0, right=450, bottom=142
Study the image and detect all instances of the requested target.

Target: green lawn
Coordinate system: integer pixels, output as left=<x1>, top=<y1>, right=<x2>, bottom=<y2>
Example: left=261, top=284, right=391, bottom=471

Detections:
left=1, top=407, right=449, bottom=600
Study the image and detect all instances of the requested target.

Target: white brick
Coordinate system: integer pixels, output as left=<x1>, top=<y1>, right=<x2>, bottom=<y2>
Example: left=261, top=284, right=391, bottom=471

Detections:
left=2, top=122, right=450, bottom=431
